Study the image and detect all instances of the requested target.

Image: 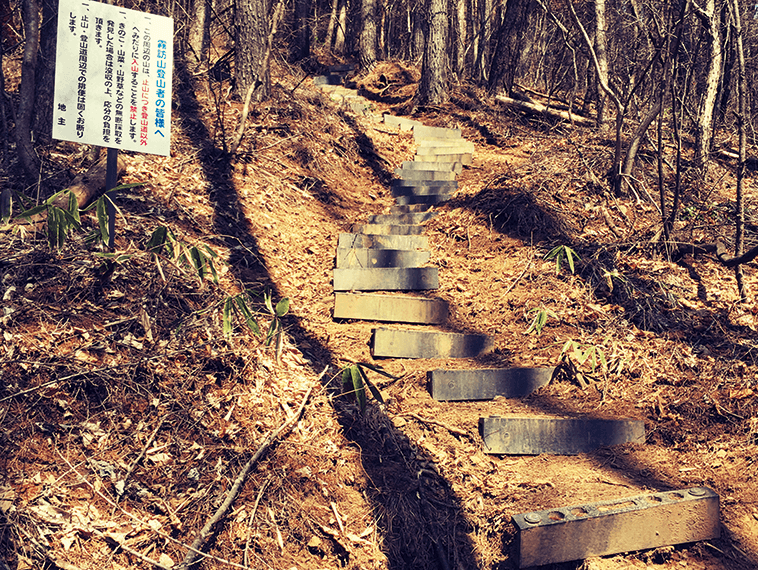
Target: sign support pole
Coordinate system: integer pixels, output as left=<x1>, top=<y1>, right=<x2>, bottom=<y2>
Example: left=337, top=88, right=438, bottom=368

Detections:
left=105, top=147, right=118, bottom=248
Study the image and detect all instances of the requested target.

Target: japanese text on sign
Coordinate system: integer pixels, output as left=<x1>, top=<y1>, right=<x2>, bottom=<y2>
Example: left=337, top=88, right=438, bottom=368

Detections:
left=53, top=0, right=173, bottom=156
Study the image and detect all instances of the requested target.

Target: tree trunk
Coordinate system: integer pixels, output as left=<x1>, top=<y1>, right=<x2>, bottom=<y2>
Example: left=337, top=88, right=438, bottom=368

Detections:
left=455, top=0, right=467, bottom=79
left=693, top=0, right=722, bottom=177
left=16, top=0, right=40, bottom=179
left=187, top=0, right=211, bottom=67
left=335, top=0, right=347, bottom=54
left=729, top=0, right=747, bottom=299
left=291, top=0, right=311, bottom=61
left=325, top=0, right=339, bottom=48
left=478, top=0, right=492, bottom=81
left=417, top=0, right=449, bottom=105
left=359, top=0, right=378, bottom=69
left=235, top=0, right=272, bottom=101
left=593, top=0, right=610, bottom=130
left=411, top=1, right=425, bottom=62
left=487, top=0, right=533, bottom=95
left=32, top=0, right=57, bottom=145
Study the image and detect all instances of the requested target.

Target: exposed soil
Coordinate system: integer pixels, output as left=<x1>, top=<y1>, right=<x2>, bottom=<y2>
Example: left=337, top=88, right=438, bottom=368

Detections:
left=1, top=57, right=758, bottom=570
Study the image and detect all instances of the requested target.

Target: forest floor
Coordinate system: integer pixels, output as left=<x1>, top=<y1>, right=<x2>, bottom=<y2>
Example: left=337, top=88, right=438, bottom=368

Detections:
left=1, top=56, right=758, bottom=570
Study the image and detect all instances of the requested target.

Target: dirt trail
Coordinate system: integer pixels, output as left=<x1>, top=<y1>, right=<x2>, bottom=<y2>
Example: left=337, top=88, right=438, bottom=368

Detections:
left=1, top=60, right=757, bottom=570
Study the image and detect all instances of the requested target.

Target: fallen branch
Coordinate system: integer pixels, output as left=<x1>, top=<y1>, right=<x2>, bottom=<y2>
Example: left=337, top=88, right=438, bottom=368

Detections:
left=176, top=366, right=327, bottom=569
left=495, top=95, right=594, bottom=127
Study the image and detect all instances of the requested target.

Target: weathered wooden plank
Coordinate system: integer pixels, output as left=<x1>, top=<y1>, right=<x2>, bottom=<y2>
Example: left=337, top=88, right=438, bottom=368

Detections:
left=338, top=233, right=428, bottom=250
left=413, top=125, right=463, bottom=139
left=391, top=178, right=458, bottom=189
left=391, top=183, right=457, bottom=197
left=429, top=368, right=554, bottom=401
left=513, top=488, right=720, bottom=568
left=351, top=223, right=425, bottom=235
left=394, top=194, right=451, bottom=205
left=416, top=141, right=475, bottom=153
left=383, top=115, right=423, bottom=131
left=400, top=161, right=462, bottom=173
left=371, top=328, right=494, bottom=359
left=480, top=417, right=646, bottom=455
left=396, top=169, right=457, bottom=181
left=389, top=204, right=434, bottom=214
left=333, top=268, right=438, bottom=291
left=335, top=248, right=430, bottom=269
left=314, top=74, right=343, bottom=86
left=415, top=153, right=473, bottom=165
left=366, top=213, right=437, bottom=224
left=334, top=293, right=448, bottom=324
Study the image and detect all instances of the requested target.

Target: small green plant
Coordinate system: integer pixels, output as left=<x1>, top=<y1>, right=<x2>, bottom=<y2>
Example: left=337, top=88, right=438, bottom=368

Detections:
left=341, top=362, right=397, bottom=412
left=557, top=339, right=625, bottom=393
left=601, top=268, right=626, bottom=293
left=264, top=288, right=290, bottom=348
left=223, top=293, right=262, bottom=340
left=544, top=244, right=581, bottom=275
left=525, top=306, right=558, bottom=335
left=143, top=225, right=219, bottom=285
left=20, top=189, right=81, bottom=249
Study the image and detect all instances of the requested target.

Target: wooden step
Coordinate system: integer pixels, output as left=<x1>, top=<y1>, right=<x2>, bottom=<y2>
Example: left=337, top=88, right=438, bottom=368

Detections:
left=400, top=161, right=462, bottom=173
left=366, top=212, right=436, bottom=224
left=413, top=125, right=463, bottom=139
left=480, top=416, right=646, bottom=455
left=371, top=328, right=494, bottom=359
left=335, top=248, right=430, bottom=269
left=389, top=204, right=434, bottom=213
left=391, top=183, right=457, bottom=197
left=334, top=293, right=448, bottom=324
left=351, top=223, right=425, bottom=236
left=513, top=488, right=719, bottom=567
left=394, top=194, right=451, bottom=206
left=314, top=74, right=343, bottom=86
left=416, top=140, right=475, bottom=153
left=338, top=233, right=428, bottom=250
left=415, top=152, right=473, bottom=165
left=396, top=169, right=457, bottom=181
left=390, top=179, right=458, bottom=189
left=429, top=367, right=554, bottom=400
left=333, top=268, right=438, bottom=291
left=383, top=115, right=423, bottom=131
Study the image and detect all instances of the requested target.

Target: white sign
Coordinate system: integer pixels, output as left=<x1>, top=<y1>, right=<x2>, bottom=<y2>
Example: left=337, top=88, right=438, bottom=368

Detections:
left=53, top=0, right=173, bottom=156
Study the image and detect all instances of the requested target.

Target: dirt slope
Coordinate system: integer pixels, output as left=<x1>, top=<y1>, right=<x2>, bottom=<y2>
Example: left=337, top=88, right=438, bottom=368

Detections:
left=1, top=60, right=757, bottom=570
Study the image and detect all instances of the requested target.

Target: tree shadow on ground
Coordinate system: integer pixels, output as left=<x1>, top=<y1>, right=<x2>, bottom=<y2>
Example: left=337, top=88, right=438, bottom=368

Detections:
left=173, top=64, right=483, bottom=569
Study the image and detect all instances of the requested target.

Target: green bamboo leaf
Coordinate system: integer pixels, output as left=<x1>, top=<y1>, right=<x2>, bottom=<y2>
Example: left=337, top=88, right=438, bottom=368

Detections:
left=234, top=296, right=261, bottom=336
left=265, top=320, right=279, bottom=347
left=47, top=207, right=59, bottom=249
left=67, top=191, right=81, bottom=225
left=146, top=226, right=168, bottom=254
left=96, top=196, right=109, bottom=243
left=342, top=367, right=353, bottom=392
left=19, top=203, right=48, bottom=220
left=207, top=258, right=219, bottom=284
left=109, top=182, right=145, bottom=191
left=275, top=298, right=290, bottom=318
left=264, top=289, right=274, bottom=315
left=566, top=248, right=576, bottom=274
left=357, top=366, right=384, bottom=406
left=223, top=297, right=234, bottom=339
left=189, top=246, right=205, bottom=280
left=350, top=365, right=366, bottom=411
left=357, top=362, right=401, bottom=380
